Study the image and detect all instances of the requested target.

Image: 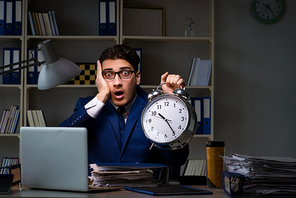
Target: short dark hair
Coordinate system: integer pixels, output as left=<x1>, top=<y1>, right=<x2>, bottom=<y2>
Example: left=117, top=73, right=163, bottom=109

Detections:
left=99, top=44, right=140, bottom=71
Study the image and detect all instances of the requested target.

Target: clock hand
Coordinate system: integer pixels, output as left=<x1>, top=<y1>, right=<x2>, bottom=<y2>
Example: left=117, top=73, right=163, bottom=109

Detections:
left=158, top=113, right=175, bottom=136
left=262, top=3, right=275, bottom=17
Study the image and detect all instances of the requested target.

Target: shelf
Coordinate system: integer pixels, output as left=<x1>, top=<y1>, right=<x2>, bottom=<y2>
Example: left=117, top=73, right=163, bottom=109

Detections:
left=25, top=84, right=212, bottom=90
left=0, top=36, right=22, bottom=40
left=0, top=85, right=22, bottom=89
left=194, top=134, right=212, bottom=138
left=26, top=35, right=118, bottom=41
left=122, top=36, right=212, bottom=42
left=0, top=134, right=20, bottom=137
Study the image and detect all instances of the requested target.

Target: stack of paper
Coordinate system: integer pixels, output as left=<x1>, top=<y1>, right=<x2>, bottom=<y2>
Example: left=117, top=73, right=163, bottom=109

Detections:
left=183, top=159, right=206, bottom=176
left=89, top=163, right=168, bottom=188
left=222, top=153, right=296, bottom=195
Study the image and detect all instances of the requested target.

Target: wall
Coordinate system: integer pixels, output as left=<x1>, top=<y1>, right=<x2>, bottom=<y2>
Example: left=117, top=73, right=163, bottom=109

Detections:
left=213, top=0, right=296, bottom=158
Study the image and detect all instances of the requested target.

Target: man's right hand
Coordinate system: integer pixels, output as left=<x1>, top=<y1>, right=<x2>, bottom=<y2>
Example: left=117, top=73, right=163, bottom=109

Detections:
left=95, top=60, right=110, bottom=103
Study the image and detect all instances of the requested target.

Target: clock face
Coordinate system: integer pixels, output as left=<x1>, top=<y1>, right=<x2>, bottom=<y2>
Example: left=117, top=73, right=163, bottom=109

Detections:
left=251, top=0, right=285, bottom=24
left=142, top=95, right=189, bottom=144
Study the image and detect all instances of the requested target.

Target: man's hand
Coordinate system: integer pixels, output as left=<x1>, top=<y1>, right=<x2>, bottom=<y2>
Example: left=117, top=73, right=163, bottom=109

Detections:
left=160, top=72, right=185, bottom=94
left=95, top=60, right=110, bottom=103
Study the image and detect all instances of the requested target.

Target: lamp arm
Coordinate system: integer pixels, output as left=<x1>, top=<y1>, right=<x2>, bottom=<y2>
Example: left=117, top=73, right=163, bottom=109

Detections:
left=0, top=57, right=45, bottom=75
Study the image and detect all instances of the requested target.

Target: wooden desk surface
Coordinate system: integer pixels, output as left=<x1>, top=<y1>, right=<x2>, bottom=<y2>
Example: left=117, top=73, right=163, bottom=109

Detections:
left=2, top=185, right=230, bottom=198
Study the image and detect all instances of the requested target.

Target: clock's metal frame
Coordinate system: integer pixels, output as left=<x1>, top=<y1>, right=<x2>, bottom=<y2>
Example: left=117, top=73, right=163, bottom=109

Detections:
left=141, top=87, right=198, bottom=150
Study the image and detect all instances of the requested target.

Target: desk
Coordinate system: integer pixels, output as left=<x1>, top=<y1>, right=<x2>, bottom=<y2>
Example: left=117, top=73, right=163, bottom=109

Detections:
left=2, top=185, right=230, bottom=198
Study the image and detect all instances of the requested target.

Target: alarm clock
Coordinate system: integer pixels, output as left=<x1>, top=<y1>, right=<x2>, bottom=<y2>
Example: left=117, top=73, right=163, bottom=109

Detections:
left=141, top=83, right=198, bottom=150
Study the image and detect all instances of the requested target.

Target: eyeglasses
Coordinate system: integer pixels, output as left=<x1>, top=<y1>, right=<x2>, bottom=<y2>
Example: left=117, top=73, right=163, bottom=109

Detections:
left=102, top=70, right=136, bottom=80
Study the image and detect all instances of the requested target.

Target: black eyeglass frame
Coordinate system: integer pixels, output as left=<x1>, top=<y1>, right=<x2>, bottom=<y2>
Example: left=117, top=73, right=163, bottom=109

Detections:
left=102, top=69, right=137, bottom=80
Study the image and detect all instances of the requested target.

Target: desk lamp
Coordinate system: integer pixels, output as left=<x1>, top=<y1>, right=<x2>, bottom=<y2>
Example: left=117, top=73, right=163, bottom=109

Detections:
left=0, top=39, right=81, bottom=90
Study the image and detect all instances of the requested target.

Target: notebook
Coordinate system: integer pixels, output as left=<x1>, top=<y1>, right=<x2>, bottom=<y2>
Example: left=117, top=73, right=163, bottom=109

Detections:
left=20, top=127, right=121, bottom=192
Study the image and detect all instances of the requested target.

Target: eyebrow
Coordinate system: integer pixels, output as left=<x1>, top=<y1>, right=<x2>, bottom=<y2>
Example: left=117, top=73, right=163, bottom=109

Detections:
left=103, top=67, right=132, bottom=71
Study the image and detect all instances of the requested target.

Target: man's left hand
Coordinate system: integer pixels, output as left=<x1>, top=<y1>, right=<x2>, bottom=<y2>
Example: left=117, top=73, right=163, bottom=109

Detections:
left=160, top=72, right=186, bottom=94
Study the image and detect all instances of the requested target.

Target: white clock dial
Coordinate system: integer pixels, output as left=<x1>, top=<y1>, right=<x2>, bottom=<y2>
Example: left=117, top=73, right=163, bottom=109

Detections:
left=142, top=95, right=189, bottom=143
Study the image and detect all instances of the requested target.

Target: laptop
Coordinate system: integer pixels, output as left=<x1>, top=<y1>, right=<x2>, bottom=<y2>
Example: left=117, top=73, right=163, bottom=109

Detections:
left=20, top=127, right=120, bottom=192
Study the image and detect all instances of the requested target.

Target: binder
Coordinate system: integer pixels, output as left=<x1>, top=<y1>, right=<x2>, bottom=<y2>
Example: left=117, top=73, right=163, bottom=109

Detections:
left=0, top=0, right=4, bottom=35
left=108, top=0, right=116, bottom=35
left=191, top=97, right=202, bottom=134
left=27, top=48, right=36, bottom=84
left=11, top=47, right=21, bottom=84
left=4, top=0, right=13, bottom=35
left=2, top=48, right=11, bottom=84
left=98, top=0, right=107, bottom=35
left=13, top=0, right=22, bottom=35
left=27, top=11, right=35, bottom=35
left=202, top=97, right=211, bottom=134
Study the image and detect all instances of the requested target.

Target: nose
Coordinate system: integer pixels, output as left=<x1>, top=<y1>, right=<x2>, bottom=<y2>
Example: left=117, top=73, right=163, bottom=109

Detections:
left=113, top=73, right=123, bottom=85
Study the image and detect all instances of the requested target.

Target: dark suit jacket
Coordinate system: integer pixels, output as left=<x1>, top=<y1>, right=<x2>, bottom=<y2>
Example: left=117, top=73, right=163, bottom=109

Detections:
left=59, top=86, right=189, bottom=167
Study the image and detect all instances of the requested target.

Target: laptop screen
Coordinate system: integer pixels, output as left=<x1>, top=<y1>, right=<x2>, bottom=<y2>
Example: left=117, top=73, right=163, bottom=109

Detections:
left=20, top=127, right=89, bottom=192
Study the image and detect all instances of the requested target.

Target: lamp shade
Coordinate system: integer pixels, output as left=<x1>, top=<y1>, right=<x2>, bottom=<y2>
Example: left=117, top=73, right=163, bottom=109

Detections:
left=37, top=40, right=81, bottom=90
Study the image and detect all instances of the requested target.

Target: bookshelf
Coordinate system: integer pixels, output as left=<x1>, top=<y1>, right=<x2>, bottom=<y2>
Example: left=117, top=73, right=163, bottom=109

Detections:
left=0, top=0, right=214, bottom=159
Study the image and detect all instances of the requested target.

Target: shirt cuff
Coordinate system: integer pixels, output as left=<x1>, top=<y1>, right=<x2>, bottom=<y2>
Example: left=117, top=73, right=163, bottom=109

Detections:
left=84, top=96, right=104, bottom=118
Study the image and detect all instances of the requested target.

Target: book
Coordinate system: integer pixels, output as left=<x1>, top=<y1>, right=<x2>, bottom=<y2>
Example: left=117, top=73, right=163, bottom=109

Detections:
left=0, top=105, right=20, bottom=134
left=187, top=59, right=212, bottom=86
left=27, top=110, right=47, bottom=127
left=28, top=11, right=59, bottom=36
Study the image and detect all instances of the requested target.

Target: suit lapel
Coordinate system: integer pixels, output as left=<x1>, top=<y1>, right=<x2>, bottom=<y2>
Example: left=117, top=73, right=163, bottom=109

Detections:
left=121, top=95, right=147, bottom=155
left=104, top=101, right=122, bottom=149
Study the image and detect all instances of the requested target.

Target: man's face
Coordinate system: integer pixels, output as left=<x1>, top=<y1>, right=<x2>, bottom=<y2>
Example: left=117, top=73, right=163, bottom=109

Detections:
left=101, top=59, right=141, bottom=107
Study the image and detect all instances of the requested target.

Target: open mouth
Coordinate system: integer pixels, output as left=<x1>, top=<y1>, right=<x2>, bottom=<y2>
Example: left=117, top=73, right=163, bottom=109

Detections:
left=114, top=90, right=124, bottom=99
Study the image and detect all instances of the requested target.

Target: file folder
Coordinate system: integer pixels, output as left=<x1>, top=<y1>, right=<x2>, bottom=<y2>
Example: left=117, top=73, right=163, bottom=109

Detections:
left=11, top=47, right=21, bottom=84
left=124, top=185, right=212, bottom=196
left=202, top=97, right=211, bottom=134
left=2, top=48, right=11, bottom=84
left=191, top=97, right=202, bottom=134
left=108, top=0, right=116, bottom=35
left=13, top=0, right=21, bottom=35
left=27, top=48, right=36, bottom=84
left=98, top=0, right=107, bottom=35
left=4, top=0, right=13, bottom=35
left=0, top=0, right=4, bottom=35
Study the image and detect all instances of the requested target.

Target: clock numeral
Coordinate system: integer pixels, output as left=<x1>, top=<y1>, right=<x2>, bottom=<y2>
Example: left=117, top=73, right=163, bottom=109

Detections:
left=151, top=126, right=154, bottom=131
left=164, top=134, right=167, bottom=138
left=157, top=132, right=160, bottom=136
left=157, top=105, right=162, bottom=109
left=179, top=109, right=182, bottom=113
left=151, top=111, right=157, bottom=116
left=147, top=119, right=152, bottom=123
left=164, top=102, right=169, bottom=106
left=178, top=125, right=182, bottom=130
left=181, top=116, right=184, bottom=121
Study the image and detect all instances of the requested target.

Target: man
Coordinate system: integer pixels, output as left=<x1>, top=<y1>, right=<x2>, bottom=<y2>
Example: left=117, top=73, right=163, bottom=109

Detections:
left=60, top=45, right=189, bottom=172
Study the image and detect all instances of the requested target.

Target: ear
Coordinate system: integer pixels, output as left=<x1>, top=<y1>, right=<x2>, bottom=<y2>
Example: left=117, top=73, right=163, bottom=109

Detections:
left=135, top=71, right=141, bottom=85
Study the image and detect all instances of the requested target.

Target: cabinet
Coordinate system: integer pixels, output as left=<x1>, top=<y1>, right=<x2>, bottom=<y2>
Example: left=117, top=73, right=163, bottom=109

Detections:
left=0, top=0, right=214, bottom=159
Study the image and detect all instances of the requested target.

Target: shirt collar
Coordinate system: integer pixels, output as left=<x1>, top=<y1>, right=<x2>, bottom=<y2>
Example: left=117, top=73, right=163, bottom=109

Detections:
left=111, top=93, right=137, bottom=115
